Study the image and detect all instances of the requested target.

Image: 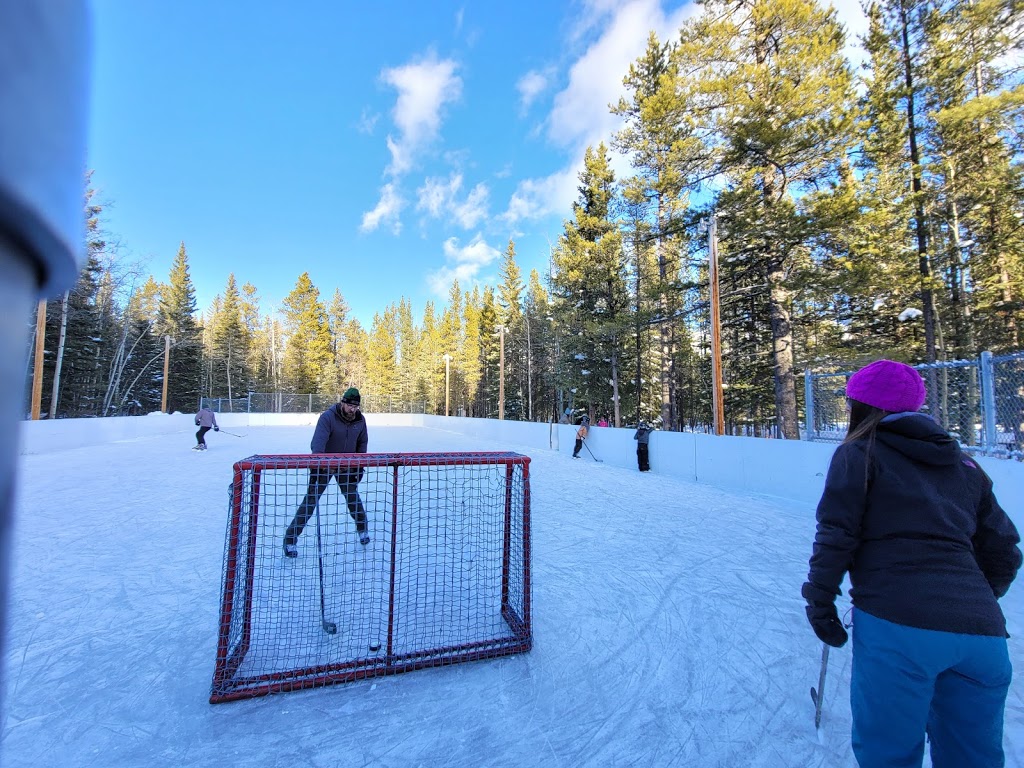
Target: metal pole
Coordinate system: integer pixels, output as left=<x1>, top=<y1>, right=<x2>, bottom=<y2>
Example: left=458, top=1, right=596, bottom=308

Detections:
left=980, top=350, right=997, bottom=453
left=804, top=370, right=816, bottom=441
left=160, top=334, right=171, bottom=413
left=708, top=216, right=725, bottom=436
left=30, top=299, right=46, bottom=420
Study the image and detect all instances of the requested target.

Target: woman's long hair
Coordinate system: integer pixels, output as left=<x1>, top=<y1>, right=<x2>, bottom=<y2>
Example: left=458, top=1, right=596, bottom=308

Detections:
left=844, top=399, right=888, bottom=444
left=844, top=399, right=889, bottom=490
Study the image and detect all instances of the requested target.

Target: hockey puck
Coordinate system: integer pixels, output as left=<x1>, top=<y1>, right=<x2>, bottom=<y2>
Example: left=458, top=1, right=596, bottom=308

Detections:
left=369, top=642, right=381, bottom=652
left=323, top=621, right=338, bottom=635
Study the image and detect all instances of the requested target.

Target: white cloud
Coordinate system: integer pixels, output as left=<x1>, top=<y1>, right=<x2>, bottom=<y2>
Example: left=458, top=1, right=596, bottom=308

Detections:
left=380, top=53, right=462, bottom=176
left=360, top=183, right=404, bottom=234
left=548, top=0, right=694, bottom=150
left=501, top=0, right=694, bottom=222
left=357, top=108, right=379, bottom=135
left=452, top=183, right=489, bottom=228
left=417, top=175, right=461, bottom=217
left=503, top=168, right=579, bottom=224
left=516, top=70, right=550, bottom=112
left=443, top=233, right=498, bottom=266
left=416, top=173, right=490, bottom=229
left=427, top=234, right=500, bottom=294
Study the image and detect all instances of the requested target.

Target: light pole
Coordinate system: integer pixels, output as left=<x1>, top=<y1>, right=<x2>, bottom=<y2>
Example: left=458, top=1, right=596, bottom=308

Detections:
left=443, top=353, right=452, bottom=417
left=707, top=215, right=724, bottom=436
left=161, top=334, right=172, bottom=413
left=30, top=299, right=46, bottom=420
left=547, top=314, right=562, bottom=421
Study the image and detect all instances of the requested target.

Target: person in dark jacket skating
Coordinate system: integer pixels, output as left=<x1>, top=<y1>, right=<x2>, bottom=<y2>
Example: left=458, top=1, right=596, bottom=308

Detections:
left=283, top=387, right=369, bottom=557
left=802, top=359, right=1021, bottom=768
left=633, top=422, right=652, bottom=471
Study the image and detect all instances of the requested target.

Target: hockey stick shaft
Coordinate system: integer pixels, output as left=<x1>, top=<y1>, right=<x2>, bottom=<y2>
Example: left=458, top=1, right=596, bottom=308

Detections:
left=583, top=442, right=603, bottom=462
left=813, top=643, right=829, bottom=729
left=218, top=430, right=246, bottom=437
left=314, top=503, right=336, bottom=633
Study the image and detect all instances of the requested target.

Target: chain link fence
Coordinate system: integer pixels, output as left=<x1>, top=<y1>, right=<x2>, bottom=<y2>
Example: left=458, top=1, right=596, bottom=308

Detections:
left=200, top=393, right=427, bottom=415
left=804, top=351, right=1024, bottom=459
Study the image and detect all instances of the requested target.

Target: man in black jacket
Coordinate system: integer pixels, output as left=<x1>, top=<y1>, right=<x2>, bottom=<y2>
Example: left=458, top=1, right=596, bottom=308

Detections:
left=283, top=388, right=369, bottom=557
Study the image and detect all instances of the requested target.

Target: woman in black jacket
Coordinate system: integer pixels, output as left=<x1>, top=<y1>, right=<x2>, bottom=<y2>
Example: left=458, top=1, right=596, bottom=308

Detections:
left=803, top=359, right=1021, bottom=767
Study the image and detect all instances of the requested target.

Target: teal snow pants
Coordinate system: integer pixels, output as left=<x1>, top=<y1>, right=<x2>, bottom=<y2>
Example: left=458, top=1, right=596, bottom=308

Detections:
left=851, top=609, right=1011, bottom=768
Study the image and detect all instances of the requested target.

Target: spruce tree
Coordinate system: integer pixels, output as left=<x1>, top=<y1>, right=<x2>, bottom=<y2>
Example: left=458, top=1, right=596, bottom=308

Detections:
left=675, top=0, right=860, bottom=437
left=155, top=242, right=203, bottom=413
left=396, top=297, right=418, bottom=406
left=415, top=302, right=442, bottom=413
left=280, top=272, right=333, bottom=394
left=614, top=32, right=701, bottom=429
left=551, top=144, right=631, bottom=423
left=461, top=286, right=483, bottom=417
left=440, top=280, right=464, bottom=413
left=476, top=287, right=500, bottom=417
left=210, top=274, right=250, bottom=405
left=497, top=241, right=526, bottom=419
left=365, top=306, right=399, bottom=404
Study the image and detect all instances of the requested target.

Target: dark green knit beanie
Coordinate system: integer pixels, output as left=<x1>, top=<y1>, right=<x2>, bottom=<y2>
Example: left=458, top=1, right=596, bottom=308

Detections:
left=341, top=387, right=361, bottom=405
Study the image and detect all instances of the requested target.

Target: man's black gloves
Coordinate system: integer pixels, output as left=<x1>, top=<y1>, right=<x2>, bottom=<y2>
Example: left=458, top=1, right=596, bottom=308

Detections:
left=801, top=581, right=848, bottom=648
left=214, top=426, right=219, bottom=431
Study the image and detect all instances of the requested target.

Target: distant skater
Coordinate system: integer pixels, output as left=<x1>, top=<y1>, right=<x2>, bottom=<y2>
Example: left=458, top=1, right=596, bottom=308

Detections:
left=283, top=388, right=369, bottom=557
left=194, top=407, right=219, bottom=450
left=633, top=422, right=652, bottom=471
left=572, top=416, right=589, bottom=459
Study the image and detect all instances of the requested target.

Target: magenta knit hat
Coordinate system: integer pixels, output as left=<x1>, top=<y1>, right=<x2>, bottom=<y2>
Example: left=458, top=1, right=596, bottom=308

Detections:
left=846, top=360, right=926, bottom=413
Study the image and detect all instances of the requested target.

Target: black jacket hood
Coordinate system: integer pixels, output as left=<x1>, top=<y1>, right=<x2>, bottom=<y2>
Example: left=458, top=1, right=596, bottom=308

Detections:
left=875, top=412, right=960, bottom=466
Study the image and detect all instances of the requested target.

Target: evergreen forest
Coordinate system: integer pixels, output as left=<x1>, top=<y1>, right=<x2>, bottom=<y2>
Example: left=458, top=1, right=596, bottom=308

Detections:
left=24, top=0, right=1024, bottom=437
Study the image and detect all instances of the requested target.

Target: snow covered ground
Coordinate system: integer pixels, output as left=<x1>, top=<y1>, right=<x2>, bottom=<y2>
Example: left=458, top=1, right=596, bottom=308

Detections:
left=3, top=423, right=1022, bottom=767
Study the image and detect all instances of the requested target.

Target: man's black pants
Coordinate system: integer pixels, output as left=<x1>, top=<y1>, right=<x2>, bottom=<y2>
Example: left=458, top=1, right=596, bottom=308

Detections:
left=284, top=470, right=366, bottom=546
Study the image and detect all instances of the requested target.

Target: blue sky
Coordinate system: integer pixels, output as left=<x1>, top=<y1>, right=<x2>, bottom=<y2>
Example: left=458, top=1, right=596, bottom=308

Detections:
left=87, top=0, right=866, bottom=327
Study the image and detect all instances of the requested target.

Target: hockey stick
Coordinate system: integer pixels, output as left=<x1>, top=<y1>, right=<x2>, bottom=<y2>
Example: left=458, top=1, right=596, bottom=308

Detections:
left=314, top=503, right=337, bottom=635
left=583, top=442, right=603, bottom=463
left=217, top=429, right=246, bottom=438
left=810, top=643, right=829, bottom=729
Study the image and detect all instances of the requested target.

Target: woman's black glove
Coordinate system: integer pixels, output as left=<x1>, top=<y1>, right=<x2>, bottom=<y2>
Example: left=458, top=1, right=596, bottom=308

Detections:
left=801, top=581, right=848, bottom=648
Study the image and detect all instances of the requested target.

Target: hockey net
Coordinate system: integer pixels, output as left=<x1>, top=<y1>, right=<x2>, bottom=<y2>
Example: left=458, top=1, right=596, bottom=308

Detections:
left=210, top=452, right=532, bottom=703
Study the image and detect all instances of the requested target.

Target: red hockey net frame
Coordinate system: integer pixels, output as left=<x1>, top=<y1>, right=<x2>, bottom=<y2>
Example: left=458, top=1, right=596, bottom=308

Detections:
left=210, top=452, right=532, bottom=703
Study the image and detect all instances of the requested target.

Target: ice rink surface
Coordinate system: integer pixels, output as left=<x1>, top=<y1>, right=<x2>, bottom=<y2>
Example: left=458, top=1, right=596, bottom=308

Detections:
left=3, top=424, right=1022, bottom=767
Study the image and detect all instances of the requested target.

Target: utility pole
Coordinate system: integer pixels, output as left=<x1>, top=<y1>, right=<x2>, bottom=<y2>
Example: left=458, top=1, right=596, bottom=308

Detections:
left=161, top=335, right=171, bottom=413
left=497, top=325, right=506, bottom=420
left=547, top=314, right=562, bottom=421
left=443, top=353, right=452, bottom=417
left=708, top=215, right=725, bottom=436
left=30, top=299, right=46, bottom=420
